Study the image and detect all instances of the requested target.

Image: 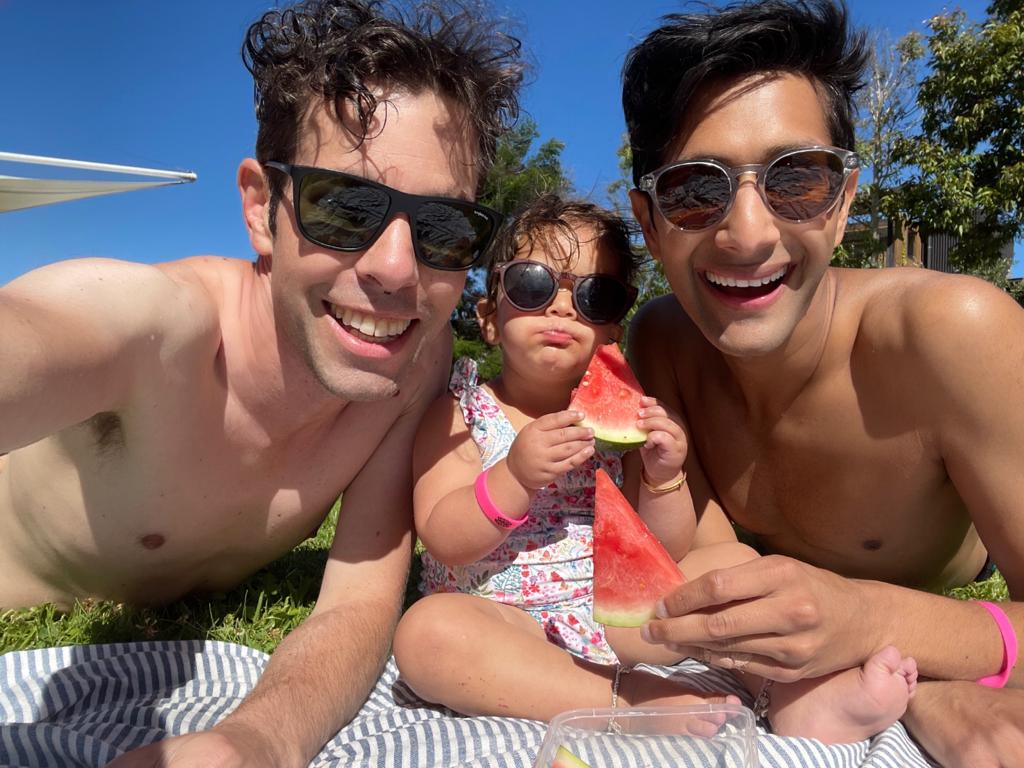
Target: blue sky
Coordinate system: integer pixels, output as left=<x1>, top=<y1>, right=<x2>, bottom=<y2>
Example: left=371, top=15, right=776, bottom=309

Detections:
left=1, top=0, right=1017, bottom=286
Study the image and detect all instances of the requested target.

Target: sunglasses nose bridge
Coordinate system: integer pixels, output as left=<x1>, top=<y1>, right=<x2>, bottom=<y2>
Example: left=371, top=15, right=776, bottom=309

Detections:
left=356, top=208, right=421, bottom=291
left=545, top=282, right=578, bottom=318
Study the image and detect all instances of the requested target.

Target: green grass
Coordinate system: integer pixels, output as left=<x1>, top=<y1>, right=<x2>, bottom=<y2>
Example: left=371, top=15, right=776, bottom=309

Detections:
left=945, top=571, right=1008, bottom=602
left=0, top=501, right=1007, bottom=655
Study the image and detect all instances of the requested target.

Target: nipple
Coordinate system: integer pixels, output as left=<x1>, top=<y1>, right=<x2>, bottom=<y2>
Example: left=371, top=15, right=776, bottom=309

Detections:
left=139, top=533, right=166, bottom=550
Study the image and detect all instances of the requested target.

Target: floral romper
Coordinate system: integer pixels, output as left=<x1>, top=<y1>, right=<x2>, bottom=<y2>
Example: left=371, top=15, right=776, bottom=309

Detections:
left=420, top=357, right=621, bottom=666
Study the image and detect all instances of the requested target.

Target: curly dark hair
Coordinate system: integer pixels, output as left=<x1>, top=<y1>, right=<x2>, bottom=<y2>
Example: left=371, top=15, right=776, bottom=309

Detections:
left=482, top=194, right=641, bottom=307
left=243, top=0, right=524, bottom=223
left=622, top=0, right=869, bottom=186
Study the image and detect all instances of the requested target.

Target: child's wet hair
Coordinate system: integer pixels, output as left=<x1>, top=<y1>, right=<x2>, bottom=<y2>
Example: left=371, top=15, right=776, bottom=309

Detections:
left=483, top=194, right=640, bottom=305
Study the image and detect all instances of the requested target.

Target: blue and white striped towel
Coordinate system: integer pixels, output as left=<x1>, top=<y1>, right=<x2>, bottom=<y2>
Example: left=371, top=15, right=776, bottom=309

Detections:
left=0, top=641, right=936, bottom=767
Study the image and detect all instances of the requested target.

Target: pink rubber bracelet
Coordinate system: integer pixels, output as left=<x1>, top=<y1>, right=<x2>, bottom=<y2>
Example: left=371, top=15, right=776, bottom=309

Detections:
left=975, top=601, right=1018, bottom=688
left=474, top=467, right=528, bottom=530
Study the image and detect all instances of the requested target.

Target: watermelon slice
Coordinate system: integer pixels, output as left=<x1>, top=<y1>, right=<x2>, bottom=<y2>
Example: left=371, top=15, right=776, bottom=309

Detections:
left=593, top=469, right=685, bottom=627
left=551, top=745, right=592, bottom=768
left=568, top=342, right=647, bottom=449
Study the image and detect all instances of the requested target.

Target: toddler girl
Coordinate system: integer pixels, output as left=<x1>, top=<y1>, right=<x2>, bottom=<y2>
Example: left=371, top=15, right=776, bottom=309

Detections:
left=394, top=194, right=916, bottom=742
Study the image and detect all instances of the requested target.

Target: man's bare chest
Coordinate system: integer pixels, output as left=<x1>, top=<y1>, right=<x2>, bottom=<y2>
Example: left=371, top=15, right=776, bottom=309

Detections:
left=85, top=391, right=394, bottom=537
left=687, top=390, right=973, bottom=585
left=4, top=385, right=401, bottom=603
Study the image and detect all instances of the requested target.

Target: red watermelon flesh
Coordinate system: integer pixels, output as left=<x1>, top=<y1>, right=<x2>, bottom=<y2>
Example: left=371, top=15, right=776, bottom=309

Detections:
left=593, top=469, right=685, bottom=627
left=551, top=745, right=592, bottom=768
left=568, top=342, right=647, bottom=449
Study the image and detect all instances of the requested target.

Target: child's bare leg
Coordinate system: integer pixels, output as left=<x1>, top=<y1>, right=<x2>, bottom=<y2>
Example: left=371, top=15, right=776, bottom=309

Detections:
left=607, top=541, right=760, bottom=668
left=393, top=592, right=737, bottom=721
left=766, top=646, right=918, bottom=743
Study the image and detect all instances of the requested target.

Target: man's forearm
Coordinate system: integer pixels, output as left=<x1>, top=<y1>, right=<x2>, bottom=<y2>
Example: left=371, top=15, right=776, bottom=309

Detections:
left=903, top=680, right=1024, bottom=766
left=860, top=580, right=1017, bottom=684
left=215, top=600, right=398, bottom=767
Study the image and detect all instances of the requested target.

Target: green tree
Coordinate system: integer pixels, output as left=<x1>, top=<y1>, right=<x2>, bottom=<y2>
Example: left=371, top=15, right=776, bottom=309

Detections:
left=890, top=2, right=1023, bottom=285
left=838, top=31, right=923, bottom=269
left=450, top=118, right=572, bottom=372
left=607, top=135, right=669, bottom=311
left=480, top=118, right=570, bottom=216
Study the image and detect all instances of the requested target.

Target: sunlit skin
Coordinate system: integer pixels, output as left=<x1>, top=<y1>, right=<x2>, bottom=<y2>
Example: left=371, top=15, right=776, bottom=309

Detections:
left=0, top=91, right=473, bottom=610
left=267, top=98, right=471, bottom=404
left=629, top=71, right=1024, bottom=758
left=0, top=87, right=483, bottom=767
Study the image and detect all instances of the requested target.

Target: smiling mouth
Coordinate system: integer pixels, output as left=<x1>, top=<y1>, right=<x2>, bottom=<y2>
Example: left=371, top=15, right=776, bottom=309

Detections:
left=704, top=266, right=789, bottom=299
left=326, top=303, right=413, bottom=343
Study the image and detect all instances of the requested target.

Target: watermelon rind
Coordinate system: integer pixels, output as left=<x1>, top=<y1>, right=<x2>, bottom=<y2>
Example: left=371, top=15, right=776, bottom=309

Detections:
left=552, top=745, right=592, bottom=768
left=579, top=418, right=647, bottom=452
left=592, top=469, right=685, bottom=628
left=569, top=343, right=648, bottom=450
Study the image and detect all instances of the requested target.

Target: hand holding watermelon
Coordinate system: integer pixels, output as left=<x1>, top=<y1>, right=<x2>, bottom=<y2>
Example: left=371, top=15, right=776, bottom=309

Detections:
left=505, top=410, right=596, bottom=491
left=568, top=342, right=648, bottom=449
left=634, top=395, right=688, bottom=489
left=643, top=554, right=876, bottom=682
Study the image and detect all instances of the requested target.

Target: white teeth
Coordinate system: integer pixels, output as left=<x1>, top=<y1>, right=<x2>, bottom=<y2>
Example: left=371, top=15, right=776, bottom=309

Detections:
left=332, top=305, right=410, bottom=339
left=705, top=266, right=787, bottom=288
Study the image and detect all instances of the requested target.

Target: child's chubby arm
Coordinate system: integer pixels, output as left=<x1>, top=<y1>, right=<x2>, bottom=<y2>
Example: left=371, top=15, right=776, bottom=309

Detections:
left=621, top=396, right=697, bottom=561
left=413, top=393, right=594, bottom=567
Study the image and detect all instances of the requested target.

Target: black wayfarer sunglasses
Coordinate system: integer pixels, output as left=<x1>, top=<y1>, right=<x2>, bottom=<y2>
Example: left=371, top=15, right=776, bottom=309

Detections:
left=496, top=260, right=638, bottom=325
left=265, top=162, right=504, bottom=271
left=638, top=146, right=859, bottom=232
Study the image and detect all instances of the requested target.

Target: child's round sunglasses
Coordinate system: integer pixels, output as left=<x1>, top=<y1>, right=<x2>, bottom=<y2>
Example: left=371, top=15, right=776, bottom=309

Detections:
left=265, top=162, right=503, bottom=270
left=638, top=146, right=859, bottom=231
left=495, top=260, right=638, bottom=325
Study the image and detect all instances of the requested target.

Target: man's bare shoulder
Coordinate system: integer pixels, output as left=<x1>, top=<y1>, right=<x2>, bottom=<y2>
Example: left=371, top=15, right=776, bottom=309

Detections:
left=629, top=293, right=699, bottom=354
left=155, top=256, right=248, bottom=321
left=5, top=256, right=223, bottom=355
left=627, top=294, right=703, bottom=411
left=844, top=267, right=1023, bottom=359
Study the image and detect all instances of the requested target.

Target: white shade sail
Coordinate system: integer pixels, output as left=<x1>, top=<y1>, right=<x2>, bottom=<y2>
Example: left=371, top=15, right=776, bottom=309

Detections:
left=0, top=152, right=196, bottom=213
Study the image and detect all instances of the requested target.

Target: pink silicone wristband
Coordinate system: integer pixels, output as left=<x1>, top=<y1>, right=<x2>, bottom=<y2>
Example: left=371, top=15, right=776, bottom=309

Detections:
left=474, top=467, right=528, bottom=530
left=975, top=601, right=1018, bottom=688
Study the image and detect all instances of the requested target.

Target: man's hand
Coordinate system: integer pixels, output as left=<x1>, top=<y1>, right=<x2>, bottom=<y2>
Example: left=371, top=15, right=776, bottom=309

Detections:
left=904, top=681, right=1024, bottom=767
left=642, top=555, right=877, bottom=681
left=105, top=722, right=285, bottom=768
left=506, top=410, right=594, bottom=490
left=636, top=395, right=687, bottom=486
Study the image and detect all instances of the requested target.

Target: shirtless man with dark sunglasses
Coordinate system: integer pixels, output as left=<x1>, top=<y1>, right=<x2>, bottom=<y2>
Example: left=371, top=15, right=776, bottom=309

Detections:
left=0, top=1, right=521, bottom=766
left=622, top=2, right=1024, bottom=765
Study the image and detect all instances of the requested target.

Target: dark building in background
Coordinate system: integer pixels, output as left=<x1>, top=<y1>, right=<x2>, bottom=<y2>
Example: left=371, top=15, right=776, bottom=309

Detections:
left=844, top=218, right=1016, bottom=273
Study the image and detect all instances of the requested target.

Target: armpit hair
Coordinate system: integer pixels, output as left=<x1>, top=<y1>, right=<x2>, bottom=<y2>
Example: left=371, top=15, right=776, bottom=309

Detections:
left=88, top=411, right=126, bottom=453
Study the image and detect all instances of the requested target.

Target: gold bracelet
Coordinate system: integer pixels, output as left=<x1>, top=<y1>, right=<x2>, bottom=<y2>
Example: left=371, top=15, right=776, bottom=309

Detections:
left=640, top=468, right=687, bottom=494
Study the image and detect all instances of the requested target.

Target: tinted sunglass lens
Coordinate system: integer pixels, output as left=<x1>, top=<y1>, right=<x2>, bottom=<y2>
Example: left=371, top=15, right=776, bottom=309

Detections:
left=576, top=276, right=632, bottom=324
left=298, top=172, right=388, bottom=248
left=416, top=201, right=495, bottom=269
left=765, top=151, right=845, bottom=220
left=503, top=262, right=555, bottom=309
left=656, top=164, right=731, bottom=230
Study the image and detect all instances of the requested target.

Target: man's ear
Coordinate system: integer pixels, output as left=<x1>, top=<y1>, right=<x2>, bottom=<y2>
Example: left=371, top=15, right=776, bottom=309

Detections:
left=831, top=167, right=860, bottom=248
left=239, top=158, right=274, bottom=258
left=476, top=297, right=500, bottom=346
left=629, top=189, right=662, bottom=262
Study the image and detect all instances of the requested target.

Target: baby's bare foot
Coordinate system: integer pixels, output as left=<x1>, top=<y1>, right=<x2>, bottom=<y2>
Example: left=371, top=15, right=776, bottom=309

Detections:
left=769, top=645, right=917, bottom=744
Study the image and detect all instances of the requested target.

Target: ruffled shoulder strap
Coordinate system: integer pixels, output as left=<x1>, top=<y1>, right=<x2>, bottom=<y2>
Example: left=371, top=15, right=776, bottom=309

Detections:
left=447, top=356, right=516, bottom=467
left=448, top=355, right=479, bottom=401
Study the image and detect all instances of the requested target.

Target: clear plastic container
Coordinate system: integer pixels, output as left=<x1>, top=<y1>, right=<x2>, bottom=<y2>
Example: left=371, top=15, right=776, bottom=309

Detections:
left=533, top=704, right=758, bottom=768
